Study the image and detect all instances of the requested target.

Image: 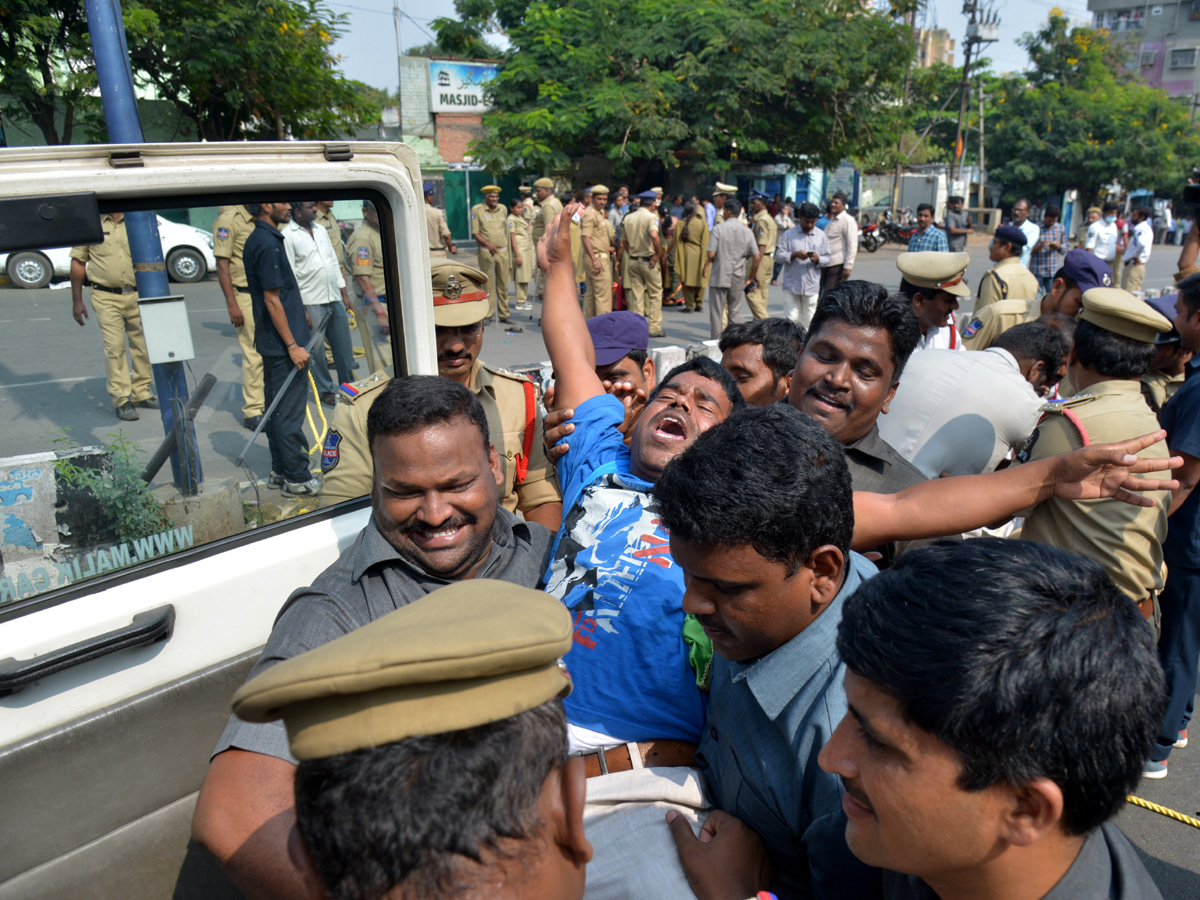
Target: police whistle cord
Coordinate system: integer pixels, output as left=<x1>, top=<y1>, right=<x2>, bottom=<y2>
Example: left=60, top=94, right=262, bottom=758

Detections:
left=304, top=368, right=329, bottom=455
left=1125, top=795, right=1200, bottom=829
left=235, top=320, right=329, bottom=468
left=139, top=373, right=217, bottom=483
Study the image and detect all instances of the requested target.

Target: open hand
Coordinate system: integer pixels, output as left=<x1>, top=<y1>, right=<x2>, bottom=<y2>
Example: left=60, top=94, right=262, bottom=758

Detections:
left=1051, top=430, right=1181, bottom=506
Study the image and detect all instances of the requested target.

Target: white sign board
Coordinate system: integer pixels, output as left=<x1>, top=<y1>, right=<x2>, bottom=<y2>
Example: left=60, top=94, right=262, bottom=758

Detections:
left=429, top=61, right=499, bottom=113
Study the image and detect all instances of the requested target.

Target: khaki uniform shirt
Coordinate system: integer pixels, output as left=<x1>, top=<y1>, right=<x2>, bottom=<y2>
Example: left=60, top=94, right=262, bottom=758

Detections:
left=533, top=195, right=564, bottom=244
left=471, top=202, right=508, bottom=251
left=321, top=361, right=560, bottom=513
left=622, top=207, right=659, bottom=257
left=977, top=256, right=1039, bottom=311
left=581, top=206, right=612, bottom=256
left=314, top=209, right=346, bottom=277
left=212, top=205, right=256, bottom=289
left=1141, top=369, right=1187, bottom=414
left=425, top=203, right=451, bottom=252
left=1019, top=380, right=1170, bottom=601
left=961, top=298, right=1038, bottom=350
left=507, top=212, right=535, bottom=282
left=346, top=221, right=385, bottom=296
left=521, top=198, right=537, bottom=224
left=70, top=215, right=136, bottom=289
left=752, top=209, right=778, bottom=254
left=675, top=211, right=711, bottom=287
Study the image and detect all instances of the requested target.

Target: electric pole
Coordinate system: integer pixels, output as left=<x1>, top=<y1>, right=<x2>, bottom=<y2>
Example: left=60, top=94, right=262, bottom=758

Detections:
left=950, top=2, right=998, bottom=191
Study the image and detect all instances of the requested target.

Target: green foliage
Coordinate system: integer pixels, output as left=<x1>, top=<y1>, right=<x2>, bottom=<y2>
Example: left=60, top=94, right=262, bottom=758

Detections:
left=53, top=431, right=169, bottom=545
left=986, top=12, right=1200, bottom=203
left=0, top=0, right=105, bottom=144
left=439, top=0, right=919, bottom=178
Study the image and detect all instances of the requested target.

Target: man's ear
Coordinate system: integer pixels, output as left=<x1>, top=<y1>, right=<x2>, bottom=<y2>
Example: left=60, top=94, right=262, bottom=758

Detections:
left=879, top=379, right=900, bottom=416
left=489, top=443, right=504, bottom=488
left=998, top=778, right=1065, bottom=848
left=642, top=357, right=657, bottom=392
left=287, top=824, right=328, bottom=900
left=776, top=371, right=793, bottom=403
left=547, top=756, right=594, bottom=866
left=1026, top=359, right=1045, bottom=389
left=807, top=544, right=845, bottom=610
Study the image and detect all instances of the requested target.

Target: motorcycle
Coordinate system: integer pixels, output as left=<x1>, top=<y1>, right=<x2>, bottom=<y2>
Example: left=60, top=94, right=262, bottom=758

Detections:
left=877, top=208, right=918, bottom=247
left=860, top=221, right=881, bottom=253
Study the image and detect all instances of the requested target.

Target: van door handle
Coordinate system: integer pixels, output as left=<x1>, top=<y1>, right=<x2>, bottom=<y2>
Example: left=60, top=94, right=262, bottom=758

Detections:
left=0, top=605, right=175, bottom=695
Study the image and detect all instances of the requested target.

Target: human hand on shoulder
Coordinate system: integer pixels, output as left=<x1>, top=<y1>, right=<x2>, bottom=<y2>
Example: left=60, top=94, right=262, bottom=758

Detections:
left=667, top=810, right=772, bottom=900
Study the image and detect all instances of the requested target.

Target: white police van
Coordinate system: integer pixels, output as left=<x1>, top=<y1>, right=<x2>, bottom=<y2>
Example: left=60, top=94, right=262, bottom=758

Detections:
left=0, top=142, right=435, bottom=899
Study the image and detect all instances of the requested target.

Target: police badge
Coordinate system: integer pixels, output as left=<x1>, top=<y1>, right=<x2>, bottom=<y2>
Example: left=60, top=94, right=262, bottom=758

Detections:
left=443, top=273, right=463, bottom=300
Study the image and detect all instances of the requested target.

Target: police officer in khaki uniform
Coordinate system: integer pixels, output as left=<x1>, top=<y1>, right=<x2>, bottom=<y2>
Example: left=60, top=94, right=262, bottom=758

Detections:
left=977, top=224, right=1039, bottom=312
left=531, top=177, right=563, bottom=304
left=320, top=262, right=562, bottom=528
left=506, top=196, right=535, bottom=311
left=519, top=184, right=537, bottom=224
left=747, top=190, right=777, bottom=319
left=345, top=200, right=391, bottom=376
left=1017, top=288, right=1173, bottom=627
left=622, top=190, right=665, bottom=337
left=471, top=185, right=513, bottom=323
left=69, top=213, right=157, bottom=421
left=212, top=204, right=264, bottom=428
left=581, top=185, right=614, bottom=318
left=424, top=181, right=456, bottom=260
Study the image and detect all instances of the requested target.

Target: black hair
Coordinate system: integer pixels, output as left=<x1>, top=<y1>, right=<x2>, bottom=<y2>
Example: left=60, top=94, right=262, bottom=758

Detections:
left=1136, top=205, right=1154, bottom=219
left=718, top=318, right=804, bottom=382
left=508, top=197, right=523, bottom=208
left=807, top=281, right=921, bottom=380
left=1178, top=271, right=1200, bottom=317
left=295, top=700, right=567, bottom=900
left=681, top=203, right=697, bottom=243
left=837, top=539, right=1163, bottom=836
left=724, top=199, right=742, bottom=217
left=917, top=203, right=934, bottom=215
left=992, top=322, right=1063, bottom=378
left=647, top=356, right=744, bottom=410
left=1073, top=319, right=1155, bottom=378
left=366, top=376, right=490, bottom=453
left=832, top=191, right=849, bottom=204
left=1044, top=204, right=1061, bottom=219
left=245, top=203, right=264, bottom=217
left=1102, top=200, right=1119, bottom=214
left=623, top=348, right=649, bottom=368
left=1038, top=312, right=1078, bottom=358
left=797, top=201, right=821, bottom=219
left=896, top=278, right=923, bottom=302
left=653, top=404, right=853, bottom=570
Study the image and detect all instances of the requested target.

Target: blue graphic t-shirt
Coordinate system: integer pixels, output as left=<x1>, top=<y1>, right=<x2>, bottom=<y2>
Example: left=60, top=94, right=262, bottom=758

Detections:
left=545, top=394, right=706, bottom=746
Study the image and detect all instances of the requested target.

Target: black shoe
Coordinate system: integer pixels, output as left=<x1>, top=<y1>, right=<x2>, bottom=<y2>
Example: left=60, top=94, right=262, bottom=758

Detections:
left=243, top=415, right=263, bottom=430
left=132, top=396, right=160, bottom=410
left=116, top=401, right=139, bottom=421
left=499, top=319, right=524, bottom=333
left=319, top=392, right=337, bottom=406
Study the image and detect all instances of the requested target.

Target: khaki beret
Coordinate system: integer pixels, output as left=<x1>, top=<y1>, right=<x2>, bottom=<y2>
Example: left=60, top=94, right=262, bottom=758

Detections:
left=591, top=184, right=610, bottom=196
left=1087, top=206, right=1102, bottom=216
left=518, top=185, right=532, bottom=194
left=233, top=580, right=574, bottom=760
left=896, top=251, right=972, bottom=299
left=1078, top=288, right=1173, bottom=343
left=714, top=182, right=737, bottom=195
left=480, top=185, right=501, bottom=194
left=650, top=186, right=663, bottom=195
left=534, top=177, right=555, bottom=189
left=429, top=261, right=490, bottom=328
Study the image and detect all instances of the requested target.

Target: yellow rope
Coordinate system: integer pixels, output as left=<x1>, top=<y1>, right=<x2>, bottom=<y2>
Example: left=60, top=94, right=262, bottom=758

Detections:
left=304, top=368, right=329, bottom=456
left=1126, top=794, right=1200, bottom=829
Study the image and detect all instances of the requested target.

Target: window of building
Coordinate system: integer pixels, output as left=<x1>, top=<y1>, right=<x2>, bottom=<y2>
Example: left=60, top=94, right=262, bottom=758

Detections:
left=1152, top=4, right=1164, bottom=14
left=1142, top=50, right=1159, bottom=66
left=1191, top=0, right=1200, bottom=20
left=1171, top=47, right=1199, bottom=67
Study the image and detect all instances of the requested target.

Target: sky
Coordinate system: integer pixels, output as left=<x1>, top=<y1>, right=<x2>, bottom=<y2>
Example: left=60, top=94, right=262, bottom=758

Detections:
left=326, top=0, right=1093, bottom=94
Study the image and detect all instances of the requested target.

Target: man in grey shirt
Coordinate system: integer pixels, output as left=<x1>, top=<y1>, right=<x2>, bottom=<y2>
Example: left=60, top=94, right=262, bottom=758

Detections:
left=704, top=198, right=761, bottom=338
left=193, top=376, right=553, bottom=900
left=943, top=194, right=973, bottom=253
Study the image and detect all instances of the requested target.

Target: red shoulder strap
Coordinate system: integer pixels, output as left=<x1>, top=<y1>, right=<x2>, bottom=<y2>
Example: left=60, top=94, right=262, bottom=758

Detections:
left=516, top=379, right=536, bottom=484
left=1061, top=407, right=1091, bottom=446
left=949, top=313, right=957, bottom=349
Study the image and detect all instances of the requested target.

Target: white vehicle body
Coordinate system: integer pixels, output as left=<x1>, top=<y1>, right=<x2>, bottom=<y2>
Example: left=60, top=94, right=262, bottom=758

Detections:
left=0, top=141, right=435, bottom=900
left=0, top=216, right=219, bottom=288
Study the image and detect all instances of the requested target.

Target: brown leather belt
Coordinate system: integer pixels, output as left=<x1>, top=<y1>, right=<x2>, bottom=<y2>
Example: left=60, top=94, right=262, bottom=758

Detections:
left=579, top=739, right=697, bottom=778
left=91, top=283, right=136, bottom=294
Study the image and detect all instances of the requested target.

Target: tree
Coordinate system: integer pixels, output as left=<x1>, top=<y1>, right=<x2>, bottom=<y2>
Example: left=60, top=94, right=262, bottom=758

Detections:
left=0, top=0, right=103, bottom=145
left=986, top=12, right=1200, bottom=203
left=437, top=0, right=920, bottom=179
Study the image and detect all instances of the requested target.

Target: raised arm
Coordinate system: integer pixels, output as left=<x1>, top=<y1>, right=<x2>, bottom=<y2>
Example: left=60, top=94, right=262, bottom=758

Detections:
left=850, top=431, right=1181, bottom=550
left=537, top=203, right=604, bottom=410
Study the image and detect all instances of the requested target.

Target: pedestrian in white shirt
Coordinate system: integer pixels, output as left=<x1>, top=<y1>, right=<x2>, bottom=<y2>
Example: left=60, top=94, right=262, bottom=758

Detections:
left=1121, top=205, right=1155, bottom=294
left=1011, top=198, right=1040, bottom=269
left=1087, top=202, right=1120, bottom=264
left=820, top=192, right=858, bottom=298
left=282, top=201, right=357, bottom=404
left=772, top=202, right=794, bottom=285
left=774, top=201, right=830, bottom=327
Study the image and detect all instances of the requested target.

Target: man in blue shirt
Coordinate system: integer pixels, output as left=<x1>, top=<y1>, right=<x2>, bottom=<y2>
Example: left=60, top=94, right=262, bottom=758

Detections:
left=907, top=203, right=949, bottom=252
left=1146, top=274, right=1200, bottom=777
left=243, top=202, right=317, bottom=495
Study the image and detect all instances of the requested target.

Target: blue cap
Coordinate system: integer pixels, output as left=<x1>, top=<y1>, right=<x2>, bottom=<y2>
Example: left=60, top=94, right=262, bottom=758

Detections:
left=750, top=189, right=770, bottom=201
left=423, top=181, right=434, bottom=195
left=1146, top=294, right=1181, bottom=343
left=1061, top=248, right=1113, bottom=293
left=638, top=189, right=658, bottom=201
left=994, top=224, right=1027, bottom=247
left=587, top=311, right=650, bottom=366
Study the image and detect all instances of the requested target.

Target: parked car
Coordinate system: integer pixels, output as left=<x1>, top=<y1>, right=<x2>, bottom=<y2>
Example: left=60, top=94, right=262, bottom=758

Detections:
left=0, top=216, right=217, bottom=289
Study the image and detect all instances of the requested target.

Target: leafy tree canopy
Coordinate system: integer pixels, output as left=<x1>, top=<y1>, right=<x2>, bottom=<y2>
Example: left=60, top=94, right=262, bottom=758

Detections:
left=437, top=0, right=921, bottom=179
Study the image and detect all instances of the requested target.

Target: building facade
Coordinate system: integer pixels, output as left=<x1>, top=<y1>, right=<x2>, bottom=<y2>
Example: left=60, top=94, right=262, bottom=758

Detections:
left=1089, top=0, right=1200, bottom=109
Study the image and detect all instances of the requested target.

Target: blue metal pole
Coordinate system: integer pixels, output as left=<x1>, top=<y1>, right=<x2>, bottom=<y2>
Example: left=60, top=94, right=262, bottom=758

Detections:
left=84, top=0, right=201, bottom=493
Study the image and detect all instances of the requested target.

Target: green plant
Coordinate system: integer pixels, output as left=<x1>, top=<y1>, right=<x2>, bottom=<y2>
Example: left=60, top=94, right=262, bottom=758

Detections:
left=53, top=431, right=169, bottom=544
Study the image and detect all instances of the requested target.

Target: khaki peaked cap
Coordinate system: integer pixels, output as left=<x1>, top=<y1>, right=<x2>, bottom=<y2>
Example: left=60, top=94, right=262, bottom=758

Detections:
left=1079, top=288, right=1173, bottom=344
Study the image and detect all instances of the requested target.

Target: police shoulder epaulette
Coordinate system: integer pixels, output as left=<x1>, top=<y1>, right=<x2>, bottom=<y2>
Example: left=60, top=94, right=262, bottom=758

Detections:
left=337, top=373, right=390, bottom=404
left=1039, top=395, right=1096, bottom=413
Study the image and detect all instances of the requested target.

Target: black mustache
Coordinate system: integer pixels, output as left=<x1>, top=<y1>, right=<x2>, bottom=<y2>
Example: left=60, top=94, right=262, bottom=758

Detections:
left=403, top=515, right=475, bottom=535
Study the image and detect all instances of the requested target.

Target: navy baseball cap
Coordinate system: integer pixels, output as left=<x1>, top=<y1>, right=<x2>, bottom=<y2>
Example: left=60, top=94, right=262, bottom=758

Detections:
left=423, top=181, right=434, bottom=195
left=638, top=189, right=658, bottom=201
left=1061, top=248, right=1113, bottom=292
left=750, top=189, right=770, bottom=201
left=587, top=311, right=650, bottom=366
left=1146, top=294, right=1182, bottom=344
left=994, top=224, right=1027, bottom=247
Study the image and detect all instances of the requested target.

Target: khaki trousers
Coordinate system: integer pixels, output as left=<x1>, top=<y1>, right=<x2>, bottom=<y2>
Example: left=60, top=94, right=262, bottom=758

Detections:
left=478, top=247, right=512, bottom=319
left=746, top=255, right=773, bottom=319
left=233, top=290, right=264, bottom=417
left=429, top=248, right=447, bottom=260
left=1121, top=261, right=1146, bottom=294
left=707, top=285, right=743, bottom=339
left=355, top=297, right=393, bottom=376
left=681, top=285, right=702, bottom=311
left=627, top=256, right=663, bottom=333
left=584, top=254, right=613, bottom=318
left=91, top=289, right=152, bottom=407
